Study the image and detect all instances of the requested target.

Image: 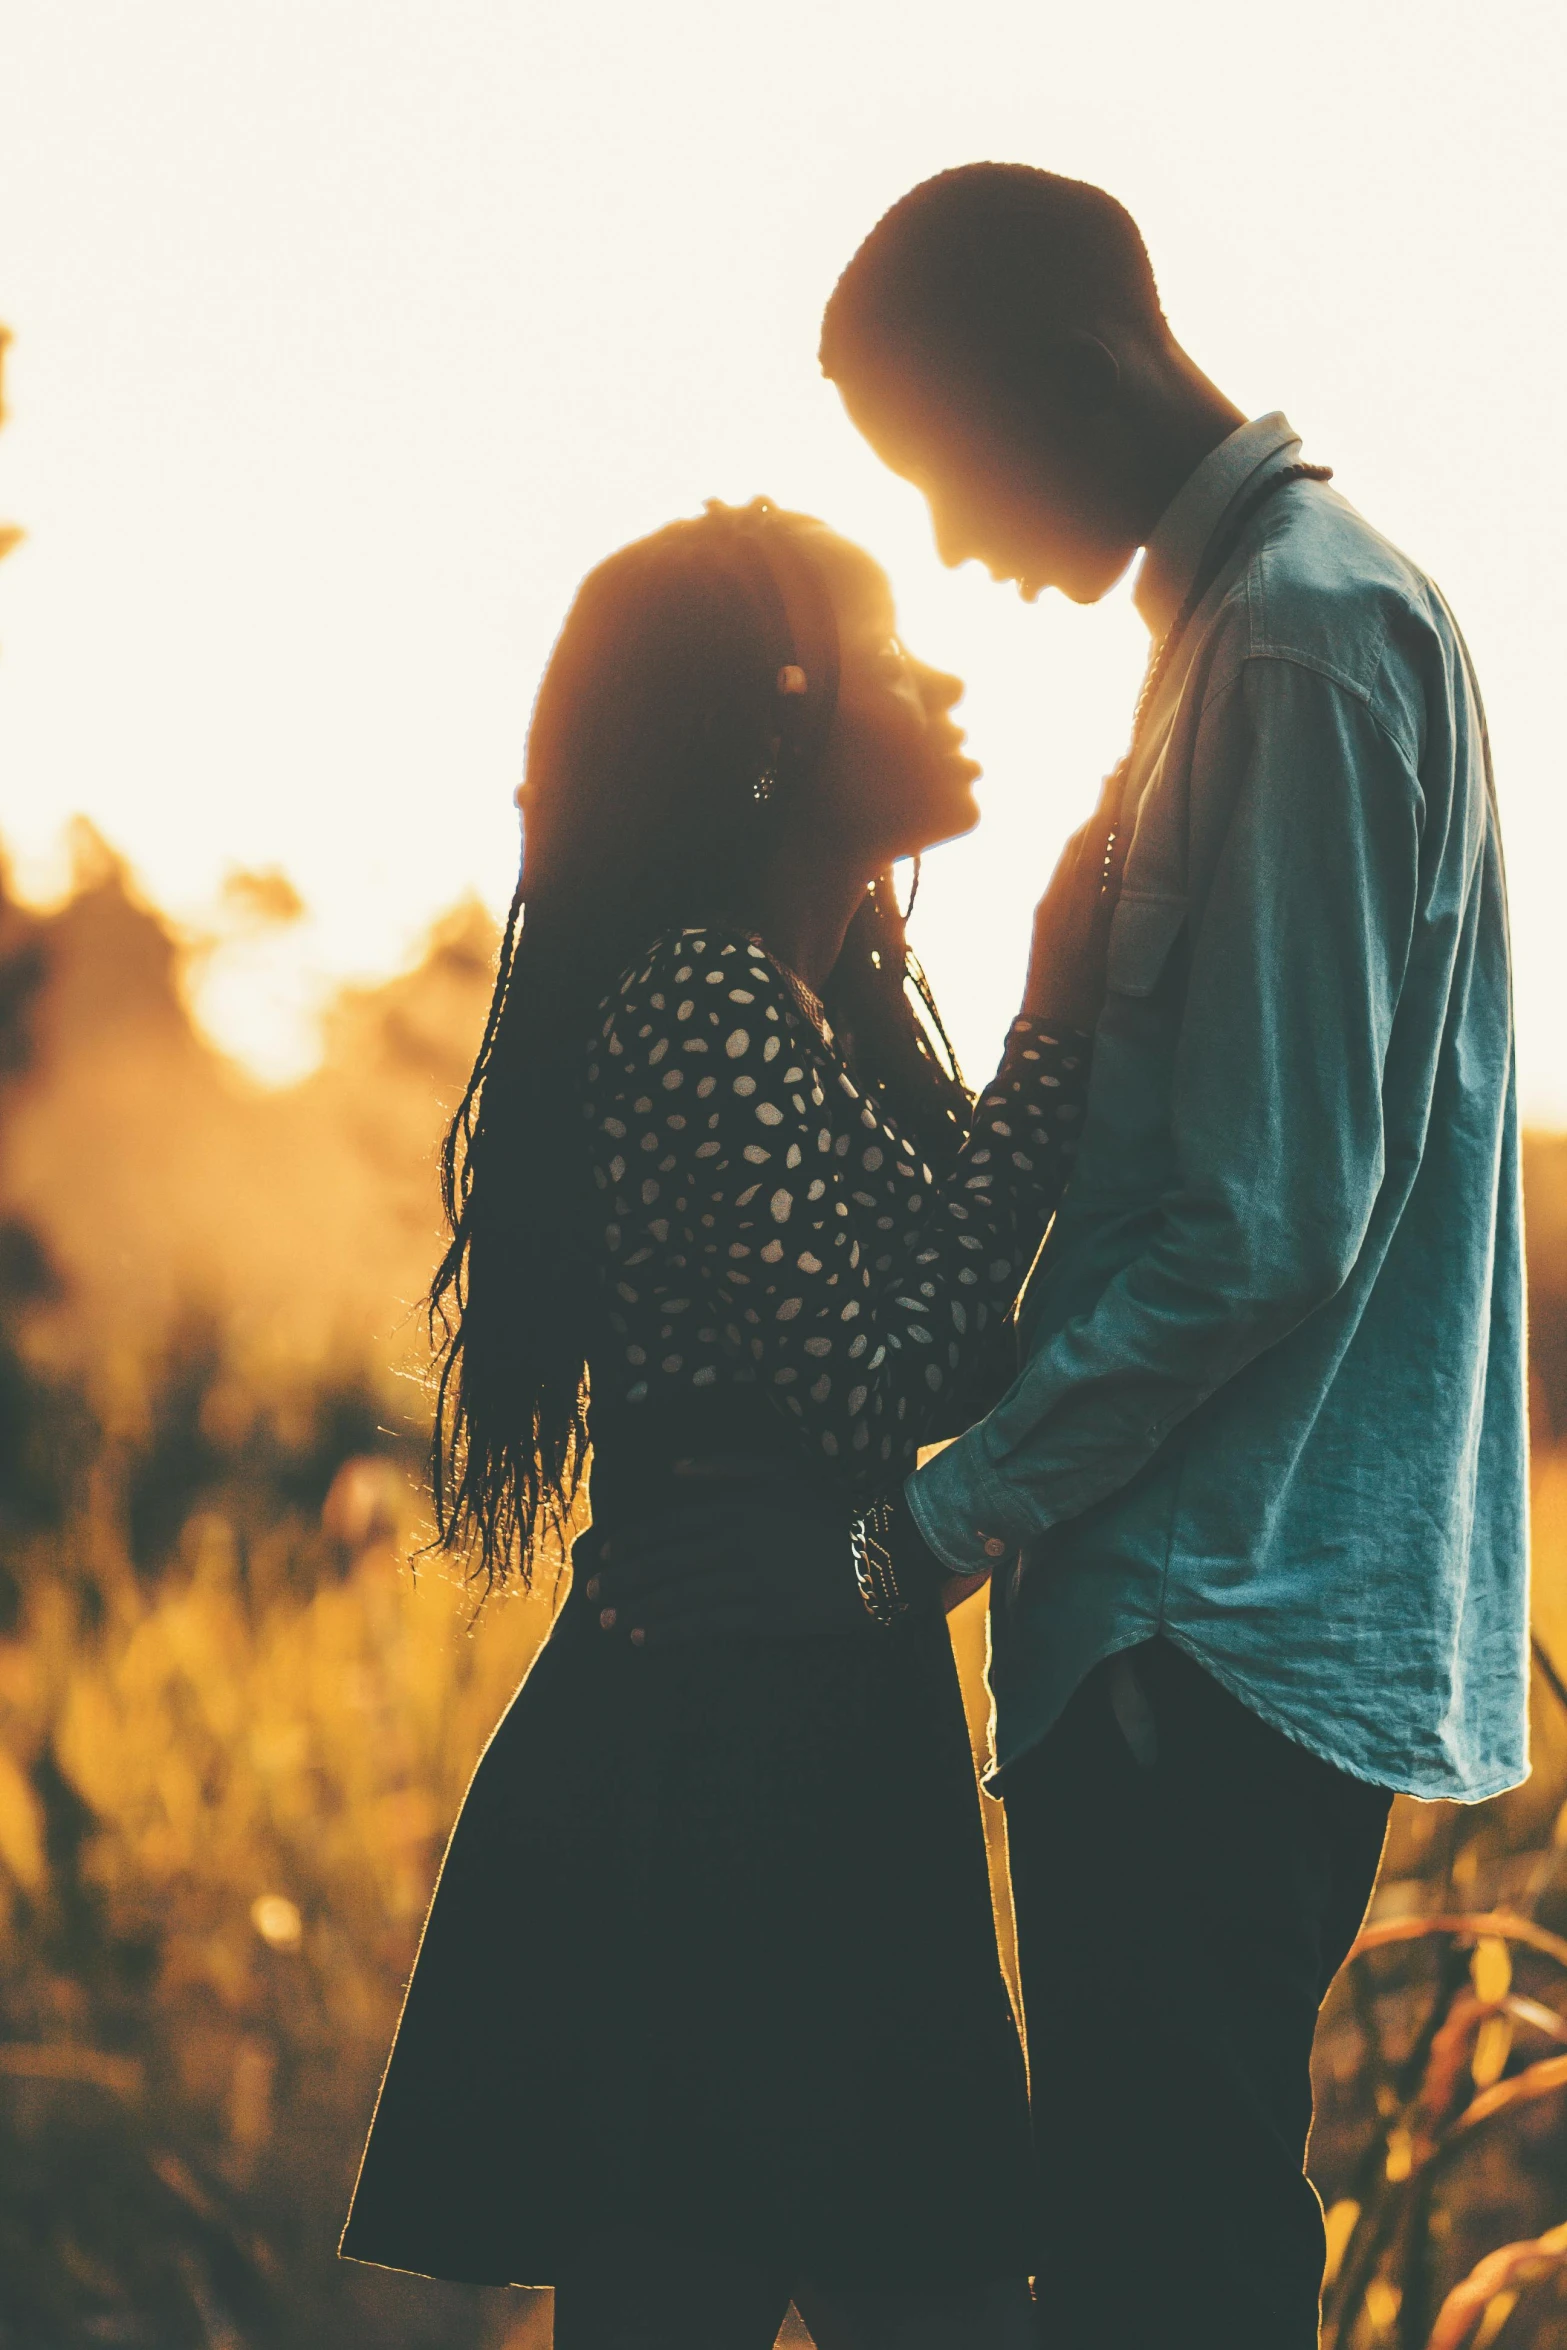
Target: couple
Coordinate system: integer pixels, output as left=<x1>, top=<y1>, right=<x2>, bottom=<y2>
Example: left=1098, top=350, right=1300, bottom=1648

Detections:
left=342, top=169, right=1528, bottom=2350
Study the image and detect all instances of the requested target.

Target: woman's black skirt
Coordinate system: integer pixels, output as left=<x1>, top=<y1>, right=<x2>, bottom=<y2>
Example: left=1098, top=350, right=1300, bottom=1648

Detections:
left=340, top=1581, right=1038, bottom=2291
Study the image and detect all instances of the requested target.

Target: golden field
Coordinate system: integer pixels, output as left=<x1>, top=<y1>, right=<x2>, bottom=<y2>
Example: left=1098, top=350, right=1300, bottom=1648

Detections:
left=1, top=843, right=1565, bottom=2350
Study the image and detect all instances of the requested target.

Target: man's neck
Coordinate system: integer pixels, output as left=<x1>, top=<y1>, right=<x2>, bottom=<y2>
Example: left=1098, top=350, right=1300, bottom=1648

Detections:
left=1124, top=346, right=1246, bottom=543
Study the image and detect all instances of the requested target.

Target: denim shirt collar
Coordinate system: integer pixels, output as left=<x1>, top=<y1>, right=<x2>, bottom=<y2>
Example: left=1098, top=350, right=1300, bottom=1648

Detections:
left=1133, top=412, right=1302, bottom=640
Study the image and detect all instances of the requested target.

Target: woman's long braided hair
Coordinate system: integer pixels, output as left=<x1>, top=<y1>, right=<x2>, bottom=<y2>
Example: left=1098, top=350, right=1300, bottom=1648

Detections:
left=429, top=501, right=971, bottom=1588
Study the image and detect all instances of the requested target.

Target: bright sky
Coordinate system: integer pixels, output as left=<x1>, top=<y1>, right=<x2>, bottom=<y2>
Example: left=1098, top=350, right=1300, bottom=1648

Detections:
left=2, top=1, right=1564, bottom=1113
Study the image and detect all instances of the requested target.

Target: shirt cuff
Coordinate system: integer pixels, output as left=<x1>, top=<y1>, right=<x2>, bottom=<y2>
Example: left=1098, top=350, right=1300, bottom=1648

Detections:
left=903, top=1439, right=1030, bottom=1577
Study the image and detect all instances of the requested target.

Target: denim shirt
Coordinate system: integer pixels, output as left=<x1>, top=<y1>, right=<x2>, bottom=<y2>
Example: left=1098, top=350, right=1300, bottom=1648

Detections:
left=907, top=415, right=1530, bottom=1802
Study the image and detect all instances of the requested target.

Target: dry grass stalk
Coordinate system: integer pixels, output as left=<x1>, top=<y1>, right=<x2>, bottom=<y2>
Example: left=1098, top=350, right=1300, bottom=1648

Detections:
left=1424, top=2220, right=1567, bottom=2350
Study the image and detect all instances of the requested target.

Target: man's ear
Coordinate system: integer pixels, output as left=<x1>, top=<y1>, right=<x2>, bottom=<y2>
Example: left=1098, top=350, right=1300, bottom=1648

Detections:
left=1044, top=331, right=1121, bottom=417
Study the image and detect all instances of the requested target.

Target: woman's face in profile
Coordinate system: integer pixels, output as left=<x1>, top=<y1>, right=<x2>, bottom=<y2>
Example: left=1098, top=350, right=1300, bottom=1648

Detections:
left=801, top=530, right=982, bottom=865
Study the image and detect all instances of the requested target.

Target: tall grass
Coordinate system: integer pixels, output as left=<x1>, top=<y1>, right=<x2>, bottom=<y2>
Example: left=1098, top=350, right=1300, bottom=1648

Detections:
left=0, top=1302, right=556, bottom=2347
left=1304, top=1454, right=1567, bottom=2350
left=3, top=1305, right=1564, bottom=2346
left=0, top=835, right=1564, bottom=2345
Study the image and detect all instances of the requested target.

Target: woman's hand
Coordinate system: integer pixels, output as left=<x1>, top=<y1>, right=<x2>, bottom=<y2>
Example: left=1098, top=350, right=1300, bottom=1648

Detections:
left=1022, top=775, right=1125, bottom=1032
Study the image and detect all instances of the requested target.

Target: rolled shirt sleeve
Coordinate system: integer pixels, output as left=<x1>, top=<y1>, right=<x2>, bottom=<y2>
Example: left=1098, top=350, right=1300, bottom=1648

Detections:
left=906, top=653, right=1425, bottom=1571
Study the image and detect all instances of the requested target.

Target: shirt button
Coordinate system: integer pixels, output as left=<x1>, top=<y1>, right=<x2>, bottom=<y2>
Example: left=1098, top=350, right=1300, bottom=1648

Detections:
left=978, top=1534, right=1008, bottom=1560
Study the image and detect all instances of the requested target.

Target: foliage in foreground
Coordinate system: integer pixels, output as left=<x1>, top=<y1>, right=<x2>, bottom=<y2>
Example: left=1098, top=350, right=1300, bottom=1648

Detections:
left=1, top=841, right=1566, bottom=2346
left=2, top=1285, right=1566, bottom=2348
left=0, top=1288, right=556, bottom=2349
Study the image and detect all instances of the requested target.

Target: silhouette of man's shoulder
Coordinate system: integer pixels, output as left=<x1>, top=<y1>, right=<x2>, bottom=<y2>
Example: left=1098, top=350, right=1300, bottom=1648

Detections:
left=1217, top=483, right=1459, bottom=760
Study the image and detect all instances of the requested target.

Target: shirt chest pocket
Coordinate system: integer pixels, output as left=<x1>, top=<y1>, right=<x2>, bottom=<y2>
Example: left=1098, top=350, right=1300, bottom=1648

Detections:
left=1106, top=892, right=1189, bottom=1000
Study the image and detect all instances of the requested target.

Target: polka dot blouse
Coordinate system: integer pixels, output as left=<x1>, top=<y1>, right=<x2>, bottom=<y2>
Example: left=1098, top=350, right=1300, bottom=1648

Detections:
left=581, top=925, right=1090, bottom=1495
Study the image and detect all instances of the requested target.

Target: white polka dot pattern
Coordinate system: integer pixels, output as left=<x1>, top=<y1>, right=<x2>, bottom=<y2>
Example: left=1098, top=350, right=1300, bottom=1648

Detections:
left=582, top=926, right=1089, bottom=1492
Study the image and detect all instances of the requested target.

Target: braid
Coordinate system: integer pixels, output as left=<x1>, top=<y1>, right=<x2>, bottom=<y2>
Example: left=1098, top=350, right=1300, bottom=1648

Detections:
left=437, top=875, right=524, bottom=1256
left=824, top=866, right=971, bottom=1179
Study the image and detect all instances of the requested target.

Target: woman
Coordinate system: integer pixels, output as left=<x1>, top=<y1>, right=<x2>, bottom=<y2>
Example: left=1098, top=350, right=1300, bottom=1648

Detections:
left=341, top=499, right=1107, bottom=2348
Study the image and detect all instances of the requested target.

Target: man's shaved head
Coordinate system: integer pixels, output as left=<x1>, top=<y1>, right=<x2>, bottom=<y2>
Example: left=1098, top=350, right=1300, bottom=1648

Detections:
left=820, top=163, right=1166, bottom=407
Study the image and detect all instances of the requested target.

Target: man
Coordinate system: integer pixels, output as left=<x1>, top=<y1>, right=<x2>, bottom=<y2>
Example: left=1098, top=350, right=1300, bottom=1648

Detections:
left=814, top=166, right=1529, bottom=2348
left=592, top=167, right=1528, bottom=2347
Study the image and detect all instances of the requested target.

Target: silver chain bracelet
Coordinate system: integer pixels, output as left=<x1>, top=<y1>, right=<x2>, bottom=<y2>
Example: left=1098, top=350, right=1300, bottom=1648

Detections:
left=850, top=1493, right=908, bottom=1627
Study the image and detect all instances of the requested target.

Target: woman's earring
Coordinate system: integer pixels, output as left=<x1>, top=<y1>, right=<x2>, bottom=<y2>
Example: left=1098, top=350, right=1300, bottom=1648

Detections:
left=750, top=768, right=775, bottom=806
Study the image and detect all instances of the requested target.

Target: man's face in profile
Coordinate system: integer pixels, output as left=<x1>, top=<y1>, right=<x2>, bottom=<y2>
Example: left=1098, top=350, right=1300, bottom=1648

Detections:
left=836, top=367, right=1142, bottom=608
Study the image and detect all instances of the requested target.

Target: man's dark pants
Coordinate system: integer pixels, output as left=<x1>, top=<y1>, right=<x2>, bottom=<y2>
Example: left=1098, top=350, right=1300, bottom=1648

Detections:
left=1004, top=1639, right=1391, bottom=2350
